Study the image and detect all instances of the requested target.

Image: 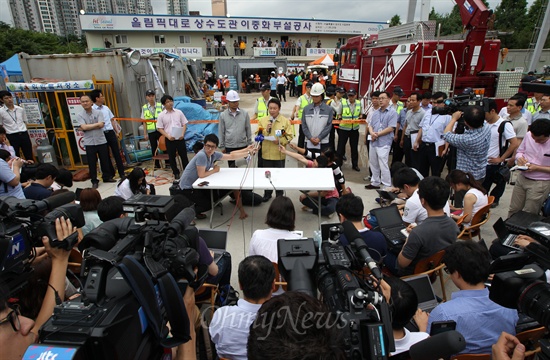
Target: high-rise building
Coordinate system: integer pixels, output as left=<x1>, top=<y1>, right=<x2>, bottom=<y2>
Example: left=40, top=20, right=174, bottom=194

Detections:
left=167, top=0, right=189, bottom=15
left=211, top=0, right=227, bottom=16
left=81, top=0, right=153, bottom=14
left=9, top=0, right=42, bottom=32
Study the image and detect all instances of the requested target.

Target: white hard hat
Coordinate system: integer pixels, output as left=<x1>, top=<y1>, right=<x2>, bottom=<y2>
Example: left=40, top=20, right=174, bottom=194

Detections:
left=224, top=75, right=228, bottom=78
left=310, top=83, right=325, bottom=96
left=219, top=75, right=223, bottom=79
left=226, top=90, right=240, bottom=102
left=250, top=75, right=254, bottom=78
left=313, top=71, right=318, bottom=75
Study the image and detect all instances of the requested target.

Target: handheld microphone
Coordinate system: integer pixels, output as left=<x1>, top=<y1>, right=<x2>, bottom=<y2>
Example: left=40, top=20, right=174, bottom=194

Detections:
left=342, top=220, right=383, bottom=279
left=254, top=127, right=265, bottom=150
left=409, top=330, right=466, bottom=360
left=268, top=118, right=274, bottom=134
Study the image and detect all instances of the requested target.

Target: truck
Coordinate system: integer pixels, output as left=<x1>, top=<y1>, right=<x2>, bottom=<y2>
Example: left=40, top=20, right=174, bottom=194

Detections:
left=337, top=0, right=522, bottom=102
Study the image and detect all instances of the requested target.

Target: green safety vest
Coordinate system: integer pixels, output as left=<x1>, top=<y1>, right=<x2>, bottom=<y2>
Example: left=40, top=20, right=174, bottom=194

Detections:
left=257, top=97, right=270, bottom=118
left=297, top=95, right=312, bottom=119
left=395, top=100, right=404, bottom=115
left=339, top=99, right=362, bottom=130
left=525, top=98, right=539, bottom=114
left=142, top=102, right=163, bottom=131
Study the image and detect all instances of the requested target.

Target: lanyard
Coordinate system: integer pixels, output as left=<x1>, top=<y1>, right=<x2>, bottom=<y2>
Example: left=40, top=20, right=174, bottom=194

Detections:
left=428, top=114, right=440, bottom=129
left=6, top=109, right=18, bottom=124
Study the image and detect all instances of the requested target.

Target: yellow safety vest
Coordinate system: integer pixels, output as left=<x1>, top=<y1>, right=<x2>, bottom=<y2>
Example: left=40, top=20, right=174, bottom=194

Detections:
left=257, top=97, right=270, bottom=118
left=297, top=95, right=312, bottom=120
left=526, top=98, right=539, bottom=114
left=142, top=102, right=163, bottom=131
left=395, top=100, right=404, bottom=115
left=340, top=99, right=362, bottom=130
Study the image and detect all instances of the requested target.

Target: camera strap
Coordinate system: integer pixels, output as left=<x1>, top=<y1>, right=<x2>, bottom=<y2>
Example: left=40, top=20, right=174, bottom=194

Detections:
left=498, top=120, right=512, bottom=159
left=116, top=256, right=190, bottom=348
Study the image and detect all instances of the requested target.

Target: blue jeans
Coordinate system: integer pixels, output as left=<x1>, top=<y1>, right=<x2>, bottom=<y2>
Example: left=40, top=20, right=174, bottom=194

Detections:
left=300, top=196, right=338, bottom=216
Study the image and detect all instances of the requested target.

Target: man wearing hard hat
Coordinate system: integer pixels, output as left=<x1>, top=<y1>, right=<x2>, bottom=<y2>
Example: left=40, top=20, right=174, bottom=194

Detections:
left=218, top=90, right=252, bottom=168
left=301, top=83, right=334, bottom=154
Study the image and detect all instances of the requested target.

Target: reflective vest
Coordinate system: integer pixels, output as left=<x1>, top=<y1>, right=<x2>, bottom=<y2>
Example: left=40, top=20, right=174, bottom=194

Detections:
left=526, top=98, right=540, bottom=114
left=340, top=99, right=362, bottom=130
left=257, top=97, right=270, bottom=118
left=297, top=95, right=312, bottom=120
left=142, top=102, right=163, bottom=131
left=393, top=100, right=404, bottom=115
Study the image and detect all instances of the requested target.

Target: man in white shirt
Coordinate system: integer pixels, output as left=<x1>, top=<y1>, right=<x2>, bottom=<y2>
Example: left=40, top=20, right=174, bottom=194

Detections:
left=156, top=95, right=188, bottom=179
left=482, top=99, right=519, bottom=208
left=276, top=71, right=287, bottom=102
left=209, top=255, right=275, bottom=360
left=0, top=90, right=33, bottom=160
left=502, top=95, right=529, bottom=139
left=91, top=89, right=125, bottom=181
left=499, top=94, right=532, bottom=126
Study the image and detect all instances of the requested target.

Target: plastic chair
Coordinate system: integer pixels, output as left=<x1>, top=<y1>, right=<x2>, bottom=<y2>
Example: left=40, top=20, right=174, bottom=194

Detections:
left=450, top=354, right=491, bottom=360
left=457, top=196, right=495, bottom=241
left=151, top=135, right=169, bottom=176
left=516, top=326, right=547, bottom=359
left=455, top=213, right=469, bottom=227
left=401, top=250, right=447, bottom=302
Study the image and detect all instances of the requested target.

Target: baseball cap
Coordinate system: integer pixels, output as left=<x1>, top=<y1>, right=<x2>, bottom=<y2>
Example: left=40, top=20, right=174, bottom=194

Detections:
left=226, top=90, right=240, bottom=102
left=393, top=86, right=405, bottom=96
left=260, top=84, right=271, bottom=91
left=305, top=82, right=313, bottom=88
left=348, top=89, right=357, bottom=96
left=310, top=83, right=325, bottom=96
left=145, top=89, right=155, bottom=96
left=336, top=87, right=346, bottom=93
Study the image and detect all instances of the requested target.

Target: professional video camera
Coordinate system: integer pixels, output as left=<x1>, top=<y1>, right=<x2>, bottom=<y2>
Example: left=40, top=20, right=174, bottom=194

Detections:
left=277, top=222, right=395, bottom=359
left=488, top=220, right=550, bottom=359
left=34, top=206, right=200, bottom=360
left=0, top=192, right=84, bottom=295
left=431, top=93, right=486, bottom=116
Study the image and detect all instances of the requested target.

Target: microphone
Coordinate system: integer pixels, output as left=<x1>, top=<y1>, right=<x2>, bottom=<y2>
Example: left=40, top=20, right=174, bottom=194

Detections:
left=268, top=118, right=274, bottom=134
left=409, top=330, right=466, bottom=360
left=167, top=207, right=195, bottom=237
left=254, top=127, right=265, bottom=150
left=265, top=170, right=271, bottom=179
left=42, top=191, right=76, bottom=211
left=342, top=220, right=382, bottom=279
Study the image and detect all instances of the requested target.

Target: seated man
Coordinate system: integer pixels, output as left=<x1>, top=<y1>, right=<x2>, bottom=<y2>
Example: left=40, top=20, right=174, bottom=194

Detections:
left=0, top=149, right=25, bottom=199
left=178, top=133, right=253, bottom=220
left=209, top=255, right=275, bottom=360
left=396, top=177, right=458, bottom=276
left=23, top=163, right=59, bottom=200
left=384, top=276, right=429, bottom=356
left=97, top=196, right=126, bottom=222
left=393, top=167, right=450, bottom=226
left=335, top=193, right=387, bottom=261
left=248, top=291, right=345, bottom=360
left=417, top=241, right=518, bottom=354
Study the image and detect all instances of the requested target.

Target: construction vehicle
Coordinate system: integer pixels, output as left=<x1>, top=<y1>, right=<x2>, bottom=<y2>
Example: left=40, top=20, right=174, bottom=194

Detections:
left=338, top=0, right=522, bottom=101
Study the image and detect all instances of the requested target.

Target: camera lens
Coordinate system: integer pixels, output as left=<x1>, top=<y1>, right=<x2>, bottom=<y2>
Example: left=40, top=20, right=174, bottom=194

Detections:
left=519, top=280, right=550, bottom=328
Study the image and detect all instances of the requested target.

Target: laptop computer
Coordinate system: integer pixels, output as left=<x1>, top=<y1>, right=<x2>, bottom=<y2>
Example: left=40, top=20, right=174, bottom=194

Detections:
left=505, top=211, right=543, bottom=235
left=493, top=217, right=521, bottom=250
left=199, top=229, right=228, bottom=263
left=403, top=273, right=440, bottom=313
left=376, top=189, right=397, bottom=201
left=369, top=206, right=406, bottom=247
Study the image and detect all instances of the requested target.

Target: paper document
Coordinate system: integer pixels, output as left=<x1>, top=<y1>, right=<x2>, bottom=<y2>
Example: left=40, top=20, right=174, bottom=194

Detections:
left=410, top=133, right=418, bottom=145
left=435, top=140, right=445, bottom=157
left=171, top=126, right=183, bottom=139
left=264, top=136, right=276, bottom=141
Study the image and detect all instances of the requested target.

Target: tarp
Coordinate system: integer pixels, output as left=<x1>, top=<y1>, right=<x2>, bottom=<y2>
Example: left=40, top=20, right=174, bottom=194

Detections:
left=174, top=100, right=219, bottom=152
left=309, top=54, right=337, bottom=67
left=0, top=54, right=22, bottom=76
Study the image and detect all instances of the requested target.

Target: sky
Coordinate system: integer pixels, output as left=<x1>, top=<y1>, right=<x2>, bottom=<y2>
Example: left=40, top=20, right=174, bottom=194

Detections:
left=0, top=0, right=536, bottom=26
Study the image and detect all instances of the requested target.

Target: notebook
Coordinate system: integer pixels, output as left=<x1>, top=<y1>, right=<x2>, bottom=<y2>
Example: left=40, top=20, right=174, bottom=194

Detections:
left=493, top=217, right=521, bottom=250
left=369, top=206, right=406, bottom=247
left=403, top=273, right=440, bottom=313
left=199, top=229, right=228, bottom=263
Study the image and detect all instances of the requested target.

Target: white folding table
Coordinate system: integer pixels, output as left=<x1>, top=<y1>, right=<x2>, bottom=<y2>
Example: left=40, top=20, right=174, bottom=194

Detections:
left=192, top=167, right=335, bottom=228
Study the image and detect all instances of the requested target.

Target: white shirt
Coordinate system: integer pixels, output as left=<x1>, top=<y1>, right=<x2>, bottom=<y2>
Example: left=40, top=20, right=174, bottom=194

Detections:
left=276, top=75, right=286, bottom=85
left=486, top=117, right=516, bottom=164
left=114, top=178, right=149, bottom=200
left=249, top=228, right=302, bottom=263
left=392, top=328, right=429, bottom=356
left=464, top=187, right=488, bottom=226
left=92, top=103, right=115, bottom=131
left=0, top=105, right=28, bottom=133
left=403, top=189, right=451, bottom=225
left=499, top=106, right=533, bottom=125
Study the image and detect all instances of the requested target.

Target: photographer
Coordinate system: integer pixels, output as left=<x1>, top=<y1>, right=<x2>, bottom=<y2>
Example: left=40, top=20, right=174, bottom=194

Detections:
left=443, top=106, right=491, bottom=182
left=0, top=148, right=25, bottom=199
left=0, top=217, right=76, bottom=359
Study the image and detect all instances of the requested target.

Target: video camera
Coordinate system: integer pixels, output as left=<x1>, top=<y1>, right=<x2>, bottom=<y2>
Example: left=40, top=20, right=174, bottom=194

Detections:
left=277, top=221, right=395, bottom=359
left=489, top=223, right=550, bottom=359
left=431, top=92, right=488, bottom=134
left=34, top=206, right=201, bottom=360
left=0, top=192, right=84, bottom=295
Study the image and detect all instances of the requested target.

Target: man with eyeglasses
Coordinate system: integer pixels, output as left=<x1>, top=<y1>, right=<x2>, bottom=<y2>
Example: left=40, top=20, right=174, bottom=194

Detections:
left=179, top=133, right=254, bottom=220
left=0, top=217, right=76, bottom=359
left=414, top=241, right=518, bottom=355
left=413, top=92, right=453, bottom=178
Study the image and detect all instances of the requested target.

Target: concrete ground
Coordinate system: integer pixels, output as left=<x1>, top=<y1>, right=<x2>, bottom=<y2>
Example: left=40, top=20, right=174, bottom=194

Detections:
left=82, top=91, right=515, bottom=300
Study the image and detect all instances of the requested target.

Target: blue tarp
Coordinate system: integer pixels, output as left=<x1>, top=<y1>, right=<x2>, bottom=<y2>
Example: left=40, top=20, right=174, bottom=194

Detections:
left=0, top=54, right=22, bottom=76
left=174, top=100, right=219, bottom=152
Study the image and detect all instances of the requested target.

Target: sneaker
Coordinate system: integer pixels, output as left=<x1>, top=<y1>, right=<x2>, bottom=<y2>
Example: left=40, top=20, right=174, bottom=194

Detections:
left=363, top=175, right=371, bottom=181
left=262, top=194, right=272, bottom=202
left=365, top=184, right=381, bottom=190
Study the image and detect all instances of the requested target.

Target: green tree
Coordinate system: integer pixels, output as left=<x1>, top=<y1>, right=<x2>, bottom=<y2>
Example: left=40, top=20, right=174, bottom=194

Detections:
left=514, top=0, right=550, bottom=49
left=389, top=15, right=402, bottom=27
left=494, top=0, right=529, bottom=48
left=0, top=22, right=86, bottom=62
left=428, top=5, right=463, bottom=36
